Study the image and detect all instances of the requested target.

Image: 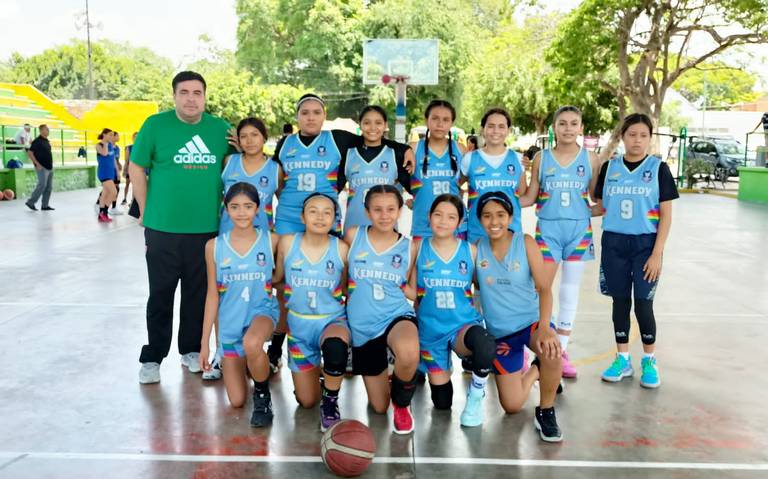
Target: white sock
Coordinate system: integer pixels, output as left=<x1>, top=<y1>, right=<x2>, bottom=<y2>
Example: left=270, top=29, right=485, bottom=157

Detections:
left=471, top=372, right=487, bottom=390
left=618, top=351, right=630, bottom=360
left=558, top=334, right=570, bottom=351
left=643, top=352, right=654, bottom=359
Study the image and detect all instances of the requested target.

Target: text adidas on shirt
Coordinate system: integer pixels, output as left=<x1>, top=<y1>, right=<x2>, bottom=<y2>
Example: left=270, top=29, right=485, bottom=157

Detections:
left=173, top=135, right=218, bottom=165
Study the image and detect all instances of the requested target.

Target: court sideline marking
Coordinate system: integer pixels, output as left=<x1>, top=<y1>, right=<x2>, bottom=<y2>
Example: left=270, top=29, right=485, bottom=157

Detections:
left=0, top=452, right=766, bottom=471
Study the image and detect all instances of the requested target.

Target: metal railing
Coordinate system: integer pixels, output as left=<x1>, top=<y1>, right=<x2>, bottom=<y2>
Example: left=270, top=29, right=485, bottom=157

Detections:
left=1, top=124, right=134, bottom=168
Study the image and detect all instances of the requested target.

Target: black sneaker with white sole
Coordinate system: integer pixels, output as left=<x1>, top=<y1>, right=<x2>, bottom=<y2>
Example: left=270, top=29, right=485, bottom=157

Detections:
left=250, top=391, right=274, bottom=428
left=534, top=406, right=563, bottom=442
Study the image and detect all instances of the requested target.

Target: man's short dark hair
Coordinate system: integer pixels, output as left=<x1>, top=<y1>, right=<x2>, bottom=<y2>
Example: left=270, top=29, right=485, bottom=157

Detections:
left=39, top=124, right=48, bottom=130
left=172, top=71, right=207, bottom=93
left=282, top=123, right=293, bottom=135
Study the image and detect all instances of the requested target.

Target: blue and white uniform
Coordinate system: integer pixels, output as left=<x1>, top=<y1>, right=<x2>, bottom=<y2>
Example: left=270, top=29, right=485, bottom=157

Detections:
left=411, top=139, right=465, bottom=239
left=276, top=132, right=341, bottom=234
left=343, top=146, right=398, bottom=233
left=599, top=155, right=662, bottom=300
left=283, top=234, right=347, bottom=372
left=220, top=154, right=280, bottom=233
left=535, top=148, right=594, bottom=263
left=416, top=239, right=481, bottom=374
left=347, top=227, right=413, bottom=346
left=476, top=234, right=549, bottom=374
left=215, top=230, right=275, bottom=358
left=464, top=149, right=523, bottom=242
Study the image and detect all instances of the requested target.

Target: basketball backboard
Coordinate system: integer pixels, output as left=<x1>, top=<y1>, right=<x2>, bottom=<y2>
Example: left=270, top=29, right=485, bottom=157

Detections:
left=362, top=39, right=439, bottom=85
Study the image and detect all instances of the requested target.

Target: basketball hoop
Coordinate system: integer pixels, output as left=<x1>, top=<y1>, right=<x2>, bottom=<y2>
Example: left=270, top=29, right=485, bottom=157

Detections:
left=381, top=74, right=410, bottom=85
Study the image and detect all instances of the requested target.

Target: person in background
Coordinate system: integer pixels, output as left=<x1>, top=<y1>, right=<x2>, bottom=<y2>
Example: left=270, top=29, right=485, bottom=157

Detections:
left=24, top=125, right=55, bottom=211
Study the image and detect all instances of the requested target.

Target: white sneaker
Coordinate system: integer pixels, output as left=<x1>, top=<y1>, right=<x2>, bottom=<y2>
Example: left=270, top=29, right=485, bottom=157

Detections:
left=139, top=362, right=161, bottom=384
left=181, top=352, right=202, bottom=373
left=202, top=357, right=222, bottom=380
left=109, top=207, right=124, bottom=215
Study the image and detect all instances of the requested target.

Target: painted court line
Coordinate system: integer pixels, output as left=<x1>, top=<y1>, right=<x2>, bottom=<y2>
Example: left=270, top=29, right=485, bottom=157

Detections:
left=0, top=452, right=766, bottom=471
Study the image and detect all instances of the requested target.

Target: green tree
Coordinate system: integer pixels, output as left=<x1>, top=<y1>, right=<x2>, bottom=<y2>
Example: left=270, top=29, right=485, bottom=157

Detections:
left=674, top=61, right=760, bottom=108
left=189, top=53, right=302, bottom=133
left=461, top=14, right=616, bottom=135
left=549, top=0, right=768, bottom=156
left=3, top=40, right=173, bottom=103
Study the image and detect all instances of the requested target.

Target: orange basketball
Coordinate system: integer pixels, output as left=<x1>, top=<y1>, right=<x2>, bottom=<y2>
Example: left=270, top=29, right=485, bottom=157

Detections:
left=3, top=189, right=14, bottom=200
left=320, top=420, right=376, bottom=477
left=0, top=190, right=5, bottom=201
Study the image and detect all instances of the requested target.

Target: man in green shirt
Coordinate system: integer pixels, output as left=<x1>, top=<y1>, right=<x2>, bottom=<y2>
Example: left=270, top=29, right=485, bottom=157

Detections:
left=129, top=71, right=233, bottom=384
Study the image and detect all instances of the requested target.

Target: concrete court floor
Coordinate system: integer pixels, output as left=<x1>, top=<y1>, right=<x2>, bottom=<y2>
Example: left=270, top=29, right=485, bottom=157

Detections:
left=0, top=188, right=767, bottom=479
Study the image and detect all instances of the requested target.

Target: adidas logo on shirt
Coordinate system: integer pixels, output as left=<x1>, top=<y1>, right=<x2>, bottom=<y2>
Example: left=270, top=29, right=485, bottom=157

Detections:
left=173, top=135, right=217, bottom=164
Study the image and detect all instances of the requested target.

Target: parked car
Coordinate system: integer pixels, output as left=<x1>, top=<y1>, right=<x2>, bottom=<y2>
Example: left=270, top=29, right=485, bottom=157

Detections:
left=686, top=137, right=748, bottom=179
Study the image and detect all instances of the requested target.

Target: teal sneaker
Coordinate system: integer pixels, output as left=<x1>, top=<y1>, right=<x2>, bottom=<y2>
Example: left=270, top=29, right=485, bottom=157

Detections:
left=601, top=354, right=634, bottom=382
left=640, top=356, right=661, bottom=389
left=460, top=386, right=486, bottom=427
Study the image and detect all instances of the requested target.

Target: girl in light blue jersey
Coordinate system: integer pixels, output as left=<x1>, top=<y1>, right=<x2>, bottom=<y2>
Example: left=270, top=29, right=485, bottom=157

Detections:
left=408, top=100, right=466, bottom=240
left=200, top=182, right=279, bottom=428
left=273, top=193, right=351, bottom=432
left=594, top=113, right=678, bottom=389
left=409, top=194, right=496, bottom=427
left=461, top=108, right=527, bottom=242
left=519, top=106, right=602, bottom=379
left=343, top=106, right=413, bottom=234
left=220, top=118, right=282, bottom=233
left=345, top=185, right=420, bottom=434
left=474, top=191, right=563, bottom=442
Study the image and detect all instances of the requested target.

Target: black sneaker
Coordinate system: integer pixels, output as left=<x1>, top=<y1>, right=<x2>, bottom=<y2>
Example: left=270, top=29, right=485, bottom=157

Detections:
left=250, top=391, right=274, bottom=428
left=530, top=357, right=563, bottom=394
left=41, top=206, right=55, bottom=211
left=534, top=406, right=563, bottom=442
left=25, top=202, right=37, bottom=211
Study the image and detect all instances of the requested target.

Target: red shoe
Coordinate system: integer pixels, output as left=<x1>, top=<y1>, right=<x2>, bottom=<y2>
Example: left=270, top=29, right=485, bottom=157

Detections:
left=98, top=212, right=112, bottom=223
left=393, top=404, right=414, bottom=434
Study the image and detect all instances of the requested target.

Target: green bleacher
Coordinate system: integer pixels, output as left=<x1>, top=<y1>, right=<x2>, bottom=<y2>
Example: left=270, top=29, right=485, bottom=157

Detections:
left=0, top=88, right=90, bottom=168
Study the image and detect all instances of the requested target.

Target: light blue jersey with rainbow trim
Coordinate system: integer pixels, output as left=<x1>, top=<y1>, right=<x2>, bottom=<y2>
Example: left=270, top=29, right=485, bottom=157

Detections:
left=347, top=227, right=413, bottom=346
left=283, top=234, right=346, bottom=319
left=416, top=239, right=480, bottom=344
left=276, top=131, right=341, bottom=231
left=343, top=146, right=398, bottom=233
left=466, top=149, right=523, bottom=240
left=602, top=155, right=661, bottom=235
left=476, top=235, right=538, bottom=338
left=536, top=148, right=592, bottom=220
left=215, top=230, right=274, bottom=342
left=219, top=154, right=280, bottom=233
left=411, top=139, right=465, bottom=238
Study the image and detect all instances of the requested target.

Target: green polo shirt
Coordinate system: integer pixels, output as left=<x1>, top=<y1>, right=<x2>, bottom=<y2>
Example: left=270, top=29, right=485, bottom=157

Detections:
left=131, top=110, right=232, bottom=233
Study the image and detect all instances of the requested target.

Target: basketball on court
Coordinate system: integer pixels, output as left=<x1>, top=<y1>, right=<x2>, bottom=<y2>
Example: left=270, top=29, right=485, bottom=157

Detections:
left=0, top=190, right=5, bottom=201
left=3, top=189, right=15, bottom=200
left=320, top=420, right=376, bottom=477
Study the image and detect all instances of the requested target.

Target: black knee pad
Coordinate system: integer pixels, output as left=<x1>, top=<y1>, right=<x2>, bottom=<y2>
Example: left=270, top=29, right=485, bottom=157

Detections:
left=612, top=297, right=632, bottom=344
left=634, top=299, right=656, bottom=345
left=391, top=373, right=418, bottom=408
left=463, top=325, right=496, bottom=376
left=321, top=337, right=348, bottom=377
left=430, top=380, right=453, bottom=410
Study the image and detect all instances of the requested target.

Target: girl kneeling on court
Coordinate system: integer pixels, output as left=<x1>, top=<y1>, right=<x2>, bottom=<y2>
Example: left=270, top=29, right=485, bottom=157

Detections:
left=200, top=182, right=279, bottom=427
left=345, top=185, right=420, bottom=435
left=594, top=113, right=678, bottom=388
left=410, top=194, right=496, bottom=427
left=474, top=191, right=564, bottom=442
left=273, top=193, right=351, bottom=432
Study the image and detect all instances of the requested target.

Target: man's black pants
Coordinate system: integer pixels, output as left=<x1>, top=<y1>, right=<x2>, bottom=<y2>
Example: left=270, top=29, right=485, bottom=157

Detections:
left=139, top=228, right=216, bottom=364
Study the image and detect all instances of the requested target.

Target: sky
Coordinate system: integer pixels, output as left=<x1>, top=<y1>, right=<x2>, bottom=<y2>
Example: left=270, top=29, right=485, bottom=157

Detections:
left=0, top=0, right=239, bottom=68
